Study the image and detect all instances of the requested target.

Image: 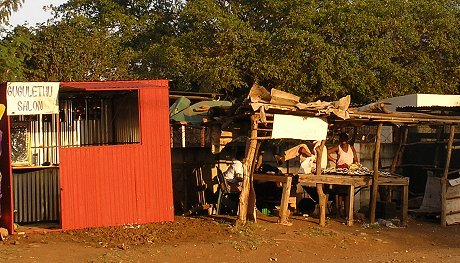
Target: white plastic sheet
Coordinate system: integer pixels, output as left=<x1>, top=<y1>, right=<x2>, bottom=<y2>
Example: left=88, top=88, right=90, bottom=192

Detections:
left=271, top=114, right=328, bottom=140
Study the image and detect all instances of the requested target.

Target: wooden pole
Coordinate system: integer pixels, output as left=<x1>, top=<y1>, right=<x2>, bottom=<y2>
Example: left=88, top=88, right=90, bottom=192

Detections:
left=370, top=123, right=383, bottom=224
left=347, top=185, right=355, bottom=226
left=247, top=141, right=261, bottom=222
left=316, top=140, right=327, bottom=227
left=279, top=176, right=293, bottom=225
left=200, top=127, right=205, bottom=147
left=387, top=126, right=408, bottom=203
left=433, top=126, right=444, bottom=170
left=441, top=125, right=455, bottom=227
left=389, top=126, right=408, bottom=174
left=237, top=115, right=259, bottom=226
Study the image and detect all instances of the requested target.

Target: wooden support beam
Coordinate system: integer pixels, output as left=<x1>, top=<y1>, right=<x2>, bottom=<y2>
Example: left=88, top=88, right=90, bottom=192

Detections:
left=387, top=126, right=408, bottom=203
left=370, top=123, right=383, bottom=224
left=390, top=126, right=408, bottom=173
left=237, top=115, right=259, bottom=226
left=248, top=141, right=261, bottom=222
left=433, top=126, right=444, bottom=170
left=279, top=176, right=293, bottom=225
left=402, top=185, right=409, bottom=226
left=347, top=185, right=355, bottom=226
left=316, top=140, right=327, bottom=227
left=441, top=125, right=455, bottom=227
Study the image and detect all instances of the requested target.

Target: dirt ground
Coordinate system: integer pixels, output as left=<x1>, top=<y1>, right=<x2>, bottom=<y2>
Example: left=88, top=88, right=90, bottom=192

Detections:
left=1, top=214, right=460, bottom=263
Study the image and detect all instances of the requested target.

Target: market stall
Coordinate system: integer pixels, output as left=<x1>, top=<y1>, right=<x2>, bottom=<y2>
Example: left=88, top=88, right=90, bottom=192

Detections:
left=211, top=85, right=460, bottom=227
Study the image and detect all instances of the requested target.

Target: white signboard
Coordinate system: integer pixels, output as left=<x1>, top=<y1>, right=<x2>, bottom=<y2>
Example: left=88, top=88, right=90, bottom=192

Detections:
left=271, top=114, right=328, bottom=141
left=6, top=82, right=59, bottom=115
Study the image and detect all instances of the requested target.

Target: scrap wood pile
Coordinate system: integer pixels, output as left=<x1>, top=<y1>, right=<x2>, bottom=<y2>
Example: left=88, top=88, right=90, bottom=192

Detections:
left=243, top=84, right=351, bottom=120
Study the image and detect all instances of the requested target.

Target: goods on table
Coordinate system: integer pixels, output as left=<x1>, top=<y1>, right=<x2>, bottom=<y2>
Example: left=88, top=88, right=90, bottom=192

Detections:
left=321, top=164, right=392, bottom=177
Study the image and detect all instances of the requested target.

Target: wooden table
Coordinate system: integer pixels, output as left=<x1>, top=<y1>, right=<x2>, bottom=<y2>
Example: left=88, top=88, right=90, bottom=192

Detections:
left=254, top=173, right=409, bottom=227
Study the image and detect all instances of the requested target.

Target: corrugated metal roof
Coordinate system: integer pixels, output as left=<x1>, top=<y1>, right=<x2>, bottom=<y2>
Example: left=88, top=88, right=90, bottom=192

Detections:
left=60, top=80, right=168, bottom=90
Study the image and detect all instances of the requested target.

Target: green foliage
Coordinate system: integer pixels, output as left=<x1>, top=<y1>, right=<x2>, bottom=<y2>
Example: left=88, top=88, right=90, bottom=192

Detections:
left=26, top=16, right=135, bottom=81
left=1, top=0, right=460, bottom=104
left=0, top=26, right=32, bottom=82
left=0, top=0, right=24, bottom=24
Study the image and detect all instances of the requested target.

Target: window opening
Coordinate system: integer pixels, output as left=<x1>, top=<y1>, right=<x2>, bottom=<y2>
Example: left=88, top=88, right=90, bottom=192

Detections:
left=59, top=90, right=140, bottom=147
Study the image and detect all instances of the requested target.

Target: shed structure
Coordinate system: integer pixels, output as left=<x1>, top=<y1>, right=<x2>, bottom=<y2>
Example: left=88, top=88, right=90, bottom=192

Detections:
left=0, top=80, right=173, bottom=234
left=212, top=85, right=460, bottom=227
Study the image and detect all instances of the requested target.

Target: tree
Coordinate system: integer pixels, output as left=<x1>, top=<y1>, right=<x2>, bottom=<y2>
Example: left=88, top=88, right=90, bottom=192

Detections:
left=26, top=16, right=135, bottom=81
left=2, top=0, right=460, bottom=104
left=0, top=0, right=24, bottom=24
left=0, top=25, right=32, bottom=82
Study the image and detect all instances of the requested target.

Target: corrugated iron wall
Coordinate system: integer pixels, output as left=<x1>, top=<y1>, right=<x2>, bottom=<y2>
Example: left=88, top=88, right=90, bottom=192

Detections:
left=59, top=81, right=173, bottom=230
left=114, top=92, right=140, bottom=143
left=13, top=169, right=60, bottom=223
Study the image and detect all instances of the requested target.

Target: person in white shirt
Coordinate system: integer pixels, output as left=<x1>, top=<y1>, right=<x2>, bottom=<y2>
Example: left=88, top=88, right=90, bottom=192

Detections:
left=276, top=141, right=328, bottom=174
left=223, top=151, right=245, bottom=192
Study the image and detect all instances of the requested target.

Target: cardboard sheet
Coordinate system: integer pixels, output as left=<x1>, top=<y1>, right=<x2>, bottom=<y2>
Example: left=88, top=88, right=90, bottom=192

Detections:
left=271, top=114, right=328, bottom=140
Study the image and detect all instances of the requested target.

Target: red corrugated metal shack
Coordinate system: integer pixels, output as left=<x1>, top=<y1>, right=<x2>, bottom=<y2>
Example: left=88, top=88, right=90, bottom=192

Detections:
left=0, top=80, right=173, bottom=234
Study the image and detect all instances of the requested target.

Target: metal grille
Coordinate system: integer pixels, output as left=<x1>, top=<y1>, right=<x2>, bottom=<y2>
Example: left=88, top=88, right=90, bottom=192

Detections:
left=171, top=125, right=210, bottom=148
left=13, top=169, right=60, bottom=223
left=60, top=91, right=140, bottom=147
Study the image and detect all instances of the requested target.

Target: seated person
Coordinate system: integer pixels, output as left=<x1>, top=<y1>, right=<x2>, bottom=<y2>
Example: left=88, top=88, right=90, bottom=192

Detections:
left=327, top=132, right=358, bottom=168
left=255, top=150, right=282, bottom=175
left=223, top=151, right=245, bottom=192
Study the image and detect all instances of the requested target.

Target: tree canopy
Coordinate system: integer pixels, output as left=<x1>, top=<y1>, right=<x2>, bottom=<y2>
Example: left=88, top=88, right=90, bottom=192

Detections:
left=0, top=0, right=24, bottom=24
left=1, top=0, right=460, bottom=104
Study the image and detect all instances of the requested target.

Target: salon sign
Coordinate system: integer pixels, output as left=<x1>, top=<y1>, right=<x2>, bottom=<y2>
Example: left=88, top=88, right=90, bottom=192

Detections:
left=6, top=82, right=59, bottom=115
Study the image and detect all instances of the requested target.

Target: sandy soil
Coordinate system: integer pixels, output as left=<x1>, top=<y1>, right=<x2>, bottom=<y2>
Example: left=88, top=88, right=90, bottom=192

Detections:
left=1, top=215, right=459, bottom=263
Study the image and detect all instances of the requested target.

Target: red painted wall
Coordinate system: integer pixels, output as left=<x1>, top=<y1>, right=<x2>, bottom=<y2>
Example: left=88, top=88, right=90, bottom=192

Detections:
left=0, top=83, right=13, bottom=233
left=59, top=80, right=173, bottom=230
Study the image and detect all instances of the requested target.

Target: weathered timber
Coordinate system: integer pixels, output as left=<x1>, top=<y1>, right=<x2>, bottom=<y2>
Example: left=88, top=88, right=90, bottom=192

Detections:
left=316, top=140, right=327, bottom=227
left=441, top=125, right=455, bottom=227
left=370, top=123, right=383, bottom=224
left=237, top=115, right=259, bottom=226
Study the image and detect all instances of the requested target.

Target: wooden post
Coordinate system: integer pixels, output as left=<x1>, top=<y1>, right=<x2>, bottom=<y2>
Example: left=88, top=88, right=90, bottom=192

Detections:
left=200, top=127, right=205, bottom=147
left=237, top=115, right=259, bottom=226
left=279, top=176, right=293, bottom=225
left=402, top=184, right=409, bottom=226
left=316, top=140, right=327, bottom=227
left=370, top=123, right=383, bottom=224
left=247, top=141, right=261, bottom=222
left=433, top=126, right=443, bottom=170
left=387, top=126, right=408, bottom=203
left=347, top=185, right=355, bottom=226
left=389, top=126, right=408, bottom=174
left=441, top=125, right=455, bottom=227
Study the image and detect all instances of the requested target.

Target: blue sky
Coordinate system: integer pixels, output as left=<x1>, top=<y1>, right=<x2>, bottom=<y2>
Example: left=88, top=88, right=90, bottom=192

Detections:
left=9, top=0, right=68, bottom=26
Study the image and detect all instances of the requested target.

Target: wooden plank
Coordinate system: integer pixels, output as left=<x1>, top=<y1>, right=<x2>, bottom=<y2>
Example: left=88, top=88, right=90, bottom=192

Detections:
left=237, top=115, right=258, bottom=226
left=347, top=185, right=355, bottom=226
left=279, top=176, right=293, bottom=225
left=370, top=123, right=383, bottom=224
left=377, top=177, right=409, bottom=185
left=402, top=185, right=409, bottom=226
left=298, top=174, right=370, bottom=186
left=253, top=174, right=289, bottom=183
left=316, top=140, right=327, bottom=227
left=441, top=125, right=455, bottom=227
left=390, top=126, right=408, bottom=173
left=248, top=141, right=261, bottom=222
